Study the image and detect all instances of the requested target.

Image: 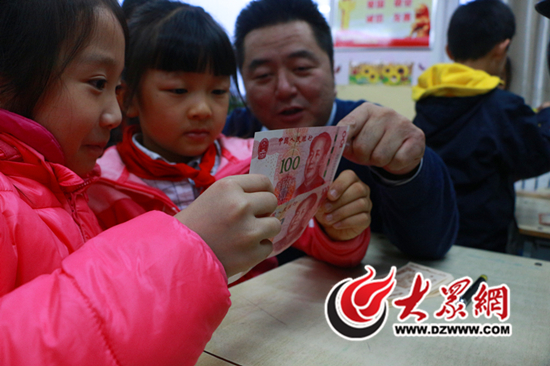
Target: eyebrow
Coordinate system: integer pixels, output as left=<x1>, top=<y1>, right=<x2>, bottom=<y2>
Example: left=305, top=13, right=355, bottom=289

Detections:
left=247, top=49, right=319, bottom=72
left=79, top=53, right=119, bottom=67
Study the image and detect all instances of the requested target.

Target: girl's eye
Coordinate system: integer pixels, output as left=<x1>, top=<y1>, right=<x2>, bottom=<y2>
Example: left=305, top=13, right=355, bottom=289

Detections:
left=172, top=88, right=187, bottom=94
left=212, top=89, right=228, bottom=96
left=89, top=79, right=107, bottom=91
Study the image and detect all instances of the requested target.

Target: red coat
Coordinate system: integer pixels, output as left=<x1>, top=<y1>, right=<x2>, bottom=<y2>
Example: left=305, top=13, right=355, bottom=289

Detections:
left=0, top=109, right=230, bottom=365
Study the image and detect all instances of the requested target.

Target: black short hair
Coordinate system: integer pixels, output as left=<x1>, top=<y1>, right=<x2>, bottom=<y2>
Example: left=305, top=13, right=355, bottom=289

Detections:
left=121, top=0, right=160, bottom=19
left=447, top=0, right=515, bottom=61
left=124, top=0, right=237, bottom=109
left=234, top=0, right=333, bottom=71
left=0, top=0, right=128, bottom=119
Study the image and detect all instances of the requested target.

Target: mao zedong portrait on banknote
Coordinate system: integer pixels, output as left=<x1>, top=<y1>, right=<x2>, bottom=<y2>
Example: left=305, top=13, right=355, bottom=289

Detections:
left=295, top=132, right=332, bottom=196
left=285, top=192, right=319, bottom=243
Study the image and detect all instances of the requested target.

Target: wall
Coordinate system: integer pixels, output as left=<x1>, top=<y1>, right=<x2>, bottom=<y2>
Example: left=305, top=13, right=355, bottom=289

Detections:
left=336, top=84, right=416, bottom=119
left=333, top=0, right=550, bottom=116
left=507, top=0, right=550, bottom=107
left=332, top=0, right=460, bottom=119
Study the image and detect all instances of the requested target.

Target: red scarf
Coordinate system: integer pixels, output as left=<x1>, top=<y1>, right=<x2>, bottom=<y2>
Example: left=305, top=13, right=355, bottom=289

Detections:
left=116, top=125, right=216, bottom=190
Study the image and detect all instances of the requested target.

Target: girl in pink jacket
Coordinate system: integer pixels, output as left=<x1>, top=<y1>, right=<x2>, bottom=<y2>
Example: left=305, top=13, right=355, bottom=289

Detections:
left=0, top=0, right=281, bottom=364
left=87, top=1, right=372, bottom=283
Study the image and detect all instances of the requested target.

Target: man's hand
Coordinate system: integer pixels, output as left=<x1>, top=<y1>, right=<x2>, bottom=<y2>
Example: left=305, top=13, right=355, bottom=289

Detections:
left=315, top=170, right=371, bottom=241
left=175, top=175, right=281, bottom=278
left=337, top=102, right=425, bottom=175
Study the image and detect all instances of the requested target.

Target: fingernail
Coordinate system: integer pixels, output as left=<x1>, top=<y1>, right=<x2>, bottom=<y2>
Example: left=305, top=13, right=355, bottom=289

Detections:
left=330, top=189, right=338, bottom=198
left=324, top=202, right=332, bottom=211
left=325, top=214, right=333, bottom=222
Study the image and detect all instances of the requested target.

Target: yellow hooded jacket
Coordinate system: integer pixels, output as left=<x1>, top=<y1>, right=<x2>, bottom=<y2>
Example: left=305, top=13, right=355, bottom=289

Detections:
left=412, top=63, right=502, bottom=101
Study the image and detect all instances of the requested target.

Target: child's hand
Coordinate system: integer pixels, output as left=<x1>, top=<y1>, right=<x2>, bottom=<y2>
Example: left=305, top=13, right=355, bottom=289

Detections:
left=175, top=174, right=281, bottom=278
left=315, top=170, right=371, bottom=241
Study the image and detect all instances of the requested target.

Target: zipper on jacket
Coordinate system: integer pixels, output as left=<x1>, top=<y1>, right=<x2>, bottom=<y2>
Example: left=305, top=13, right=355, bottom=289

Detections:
left=66, top=193, right=87, bottom=243
left=64, top=180, right=95, bottom=242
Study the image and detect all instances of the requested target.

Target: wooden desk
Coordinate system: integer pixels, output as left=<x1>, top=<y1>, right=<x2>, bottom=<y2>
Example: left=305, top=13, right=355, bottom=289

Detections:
left=197, top=234, right=550, bottom=366
left=195, top=352, right=233, bottom=366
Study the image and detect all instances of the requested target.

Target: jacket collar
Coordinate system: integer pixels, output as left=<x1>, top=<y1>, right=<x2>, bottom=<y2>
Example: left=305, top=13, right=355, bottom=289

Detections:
left=412, top=63, right=502, bottom=101
left=0, top=108, right=65, bottom=165
left=0, top=108, right=100, bottom=192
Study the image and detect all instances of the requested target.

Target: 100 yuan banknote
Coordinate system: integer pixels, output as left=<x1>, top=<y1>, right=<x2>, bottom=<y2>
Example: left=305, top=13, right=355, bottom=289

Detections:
left=251, top=126, right=349, bottom=204
left=250, top=126, right=349, bottom=256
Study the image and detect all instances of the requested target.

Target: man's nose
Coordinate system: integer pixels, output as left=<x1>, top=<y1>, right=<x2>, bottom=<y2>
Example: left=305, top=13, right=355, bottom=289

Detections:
left=275, top=70, right=297, bottom=99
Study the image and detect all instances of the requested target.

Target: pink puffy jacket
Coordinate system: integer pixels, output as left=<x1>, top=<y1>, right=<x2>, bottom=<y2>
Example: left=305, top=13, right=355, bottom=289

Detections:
left=89, top=135, right=370, bottom=269
left=0, top=109, right=230, bottom=365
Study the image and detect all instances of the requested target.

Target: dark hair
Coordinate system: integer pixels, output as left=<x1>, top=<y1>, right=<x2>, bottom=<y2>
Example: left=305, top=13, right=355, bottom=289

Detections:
left=447, top=0, right=515, bottom=61
left=0, top=0, right=128, bottom=119
left=234, top=0, right=333, bottom=71
left=124, top=0, right=237, bottom=109
left=121, top=0, right=160, bottom=19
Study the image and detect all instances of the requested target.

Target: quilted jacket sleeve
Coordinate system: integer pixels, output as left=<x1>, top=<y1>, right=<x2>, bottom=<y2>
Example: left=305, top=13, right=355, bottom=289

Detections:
left=0, top=211, right=230, bottom=366
left=291, top=220, right=371, bottom=267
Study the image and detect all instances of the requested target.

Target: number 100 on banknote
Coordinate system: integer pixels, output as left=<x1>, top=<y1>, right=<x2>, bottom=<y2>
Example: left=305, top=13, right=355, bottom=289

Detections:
left=250, top=126, right=349, bottom=256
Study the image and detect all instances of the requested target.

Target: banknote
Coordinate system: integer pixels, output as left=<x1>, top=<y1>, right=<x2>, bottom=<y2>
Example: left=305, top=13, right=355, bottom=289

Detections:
left=268, top=184, right=329, bottom=255
left=250, top=126, right=349, bottom=256
left=387, top=262, right=455, bottom=303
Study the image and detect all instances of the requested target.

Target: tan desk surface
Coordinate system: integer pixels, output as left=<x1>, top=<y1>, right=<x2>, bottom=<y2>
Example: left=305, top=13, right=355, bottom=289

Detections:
left=195, top=352, right=233, bottom=366
left=197, top=234, right=550, bottom=366
left=516, top=191, right=550, bottom=239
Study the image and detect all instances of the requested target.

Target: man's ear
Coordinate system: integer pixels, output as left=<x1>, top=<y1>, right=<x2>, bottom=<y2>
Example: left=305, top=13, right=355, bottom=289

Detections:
left=445, top=45, right=455, bottom=61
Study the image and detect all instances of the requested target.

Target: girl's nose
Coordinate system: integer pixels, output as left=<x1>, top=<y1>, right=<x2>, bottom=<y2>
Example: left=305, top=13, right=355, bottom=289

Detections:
left=188, top=95, right=213, bottom=121
left=100, top=96, right=122, bottom=129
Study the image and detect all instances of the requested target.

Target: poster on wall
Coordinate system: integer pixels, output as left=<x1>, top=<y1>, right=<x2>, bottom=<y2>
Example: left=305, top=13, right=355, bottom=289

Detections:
left=332, top=0, right=436, bottom=48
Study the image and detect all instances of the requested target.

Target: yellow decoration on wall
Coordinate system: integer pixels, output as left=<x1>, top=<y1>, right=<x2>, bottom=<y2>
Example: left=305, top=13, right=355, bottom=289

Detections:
left=338, top=0, right=356, bottom=30
left=349, top=62, right=413, bottom=86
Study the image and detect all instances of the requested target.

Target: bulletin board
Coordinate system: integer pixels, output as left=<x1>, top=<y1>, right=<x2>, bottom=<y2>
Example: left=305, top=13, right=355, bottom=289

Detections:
left=332, top=0, right=437, bottom=48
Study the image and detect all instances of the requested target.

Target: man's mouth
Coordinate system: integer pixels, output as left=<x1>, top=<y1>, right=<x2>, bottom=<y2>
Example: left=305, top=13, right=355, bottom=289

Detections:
left=279, top=107, right=302, bottom=116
